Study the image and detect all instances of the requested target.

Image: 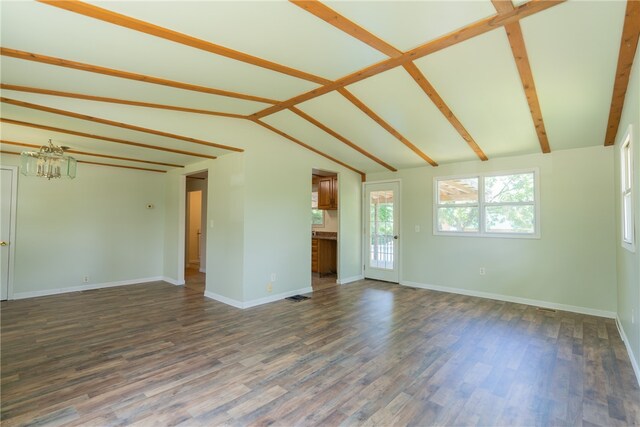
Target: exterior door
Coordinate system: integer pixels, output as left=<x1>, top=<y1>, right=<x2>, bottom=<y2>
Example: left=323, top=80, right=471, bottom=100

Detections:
left=364, top=181, right=399, bottom=283
left=1, top=166, right=17, bottom=300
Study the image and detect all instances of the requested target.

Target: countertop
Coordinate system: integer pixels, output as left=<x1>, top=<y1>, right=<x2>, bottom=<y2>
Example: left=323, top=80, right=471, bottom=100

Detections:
left=312, top=231, right=337, bottom=241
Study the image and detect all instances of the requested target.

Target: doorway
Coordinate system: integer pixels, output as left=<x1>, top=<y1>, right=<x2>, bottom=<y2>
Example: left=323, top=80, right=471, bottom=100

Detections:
left=364, top=180, right=400, bottom=283
left=311, top=169, right=339, bottom=291
left=185, top=171, right=208, bottom=293
left=0, top=166, right=17, bottom=300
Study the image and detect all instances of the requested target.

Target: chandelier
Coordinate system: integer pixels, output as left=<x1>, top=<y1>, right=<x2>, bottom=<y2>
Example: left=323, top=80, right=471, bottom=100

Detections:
left=20, top=139, right=77, bottom=180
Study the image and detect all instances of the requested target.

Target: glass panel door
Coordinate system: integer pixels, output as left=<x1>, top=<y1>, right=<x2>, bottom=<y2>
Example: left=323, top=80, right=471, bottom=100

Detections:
left=364, top=181, right=399, bottom=282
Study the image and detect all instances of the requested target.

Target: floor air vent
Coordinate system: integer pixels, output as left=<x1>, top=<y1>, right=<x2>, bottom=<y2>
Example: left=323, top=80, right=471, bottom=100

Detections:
left=285, top=295, right=310, bottom=302
left=536, top=307, right=557, bottom=313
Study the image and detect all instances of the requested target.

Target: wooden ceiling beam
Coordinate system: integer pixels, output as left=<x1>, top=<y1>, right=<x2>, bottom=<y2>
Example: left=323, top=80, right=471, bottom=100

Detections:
left=289, top=0, right=402, bottom=57
left=0, top=84, right=247, bottom=119
left=0, top=118, right=216, bottom=159
left=1, top=139, right=182, bottom=168
left=0, top=47, right=278, bottom=105
left=403, top=62, right=488, bottom=161
left=39, top=0, right=331, bottom=85
left=0, top=150, right=166, bottom=173
left=1, top=97, right=243, bottom=152
left=251, top=119, right=365, bottom=180
left=289, top=106, right=397, bottom=172
left=337, top=88, right=438, bottom=166
left=491, top=0, right=551, bottom=153
left=251, top=0, right=564, bottom=120
left=294, top=2, right=485, bottom=163
left=604, top=0, right=640, bottom=146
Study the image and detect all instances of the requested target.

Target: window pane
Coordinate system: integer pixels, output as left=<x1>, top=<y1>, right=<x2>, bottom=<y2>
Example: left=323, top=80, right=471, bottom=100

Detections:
left=437, top=207, right=479, bottom=232
left=485, top=173, right=534, bottom=203
left=485, top=205, right=535, bottom=233
left=312, top=209, right=323, bottom=225
left=370, top=190, right=394, bottom=270
left=438, top=178, right=478, bottom=204
left=311, top=191, right=318, bottom=208
left=623, top=192, right=634, bottom=243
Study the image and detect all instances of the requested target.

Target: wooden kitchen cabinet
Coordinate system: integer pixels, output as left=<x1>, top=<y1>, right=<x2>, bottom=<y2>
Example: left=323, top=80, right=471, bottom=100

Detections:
left=311, top=238, right=336, bottom=275
left=317, top=176, right=338, bottom=210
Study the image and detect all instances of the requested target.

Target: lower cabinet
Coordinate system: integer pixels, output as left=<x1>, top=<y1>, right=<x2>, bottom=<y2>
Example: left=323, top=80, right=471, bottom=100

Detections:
left=311, top=238, right=336, bottom=275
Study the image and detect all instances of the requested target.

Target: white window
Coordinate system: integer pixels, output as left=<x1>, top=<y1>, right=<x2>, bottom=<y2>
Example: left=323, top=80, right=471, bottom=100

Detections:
left=621, top=126, right=635, bottom=252
left=312, top=191, right=324, bottom=227
left=434, top=170, right=539, bottom=238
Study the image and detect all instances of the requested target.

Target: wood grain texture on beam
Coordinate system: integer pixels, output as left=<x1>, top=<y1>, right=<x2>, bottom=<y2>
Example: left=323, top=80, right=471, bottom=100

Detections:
left=0, top=47, right=278, bottom=105
left=252, top=0, right=564, bottom=119
left=1, top=139, right=182, bottom=168
left=0, top=150, right=166, bottom=173
left=0, top=118, right=217, bottom=159
left=290, top=0, right=402, bottom=57
left=251, top=119, right=365, bottom=180
left=289, top=106, right=397, bottom=171
left=39, top=0, right=331, bottom=85
left=1, top=97, right=243, bottom=152
left=0, top=84, right=247, bottom=119
left=491, top=0, right=550, bottom=153
left=604, top=0, right=640, bottom=146
left=403, top=62, right=488, bottom=161
left=337, top=88, right=437, bottom=166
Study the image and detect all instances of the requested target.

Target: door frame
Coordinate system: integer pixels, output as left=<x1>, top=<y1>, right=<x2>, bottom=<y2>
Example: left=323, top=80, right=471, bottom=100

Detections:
left=362, top=179, right=401, bottom=283
left=177, top=169, right=209, bottom=285
left=1, top=166, right=18, bottom=300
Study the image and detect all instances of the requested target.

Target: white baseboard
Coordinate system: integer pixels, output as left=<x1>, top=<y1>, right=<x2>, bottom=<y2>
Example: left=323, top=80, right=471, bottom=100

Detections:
left=204, top=291, right=244, bottom=308
left=400, top=280, right=617, bottom=319
left=205, top=286, right=313, bottom=309
left=12, top=276, right=166, bottom=300
left=162, top=277, right=185, bottom=286
left=616, top=316, right=640, bottom=387
left=337, top=274, right=364, bottom=285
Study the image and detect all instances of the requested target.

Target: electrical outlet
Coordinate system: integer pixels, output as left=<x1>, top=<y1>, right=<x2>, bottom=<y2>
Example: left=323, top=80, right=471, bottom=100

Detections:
left=479, top=267, right=486, bottom=275
left=83, top=276, right=89, bottom=283
left=270, top=273, right=276, bottom=282
left=266, top=282, right=272, bottom=293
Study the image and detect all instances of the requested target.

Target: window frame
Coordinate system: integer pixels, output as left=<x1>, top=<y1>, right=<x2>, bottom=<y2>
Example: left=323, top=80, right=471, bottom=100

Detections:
left=433, top=168, right=540, bottom=239
left=620, top=126, right=635, bottom=252
left=311, top=190, right=324, bottom=227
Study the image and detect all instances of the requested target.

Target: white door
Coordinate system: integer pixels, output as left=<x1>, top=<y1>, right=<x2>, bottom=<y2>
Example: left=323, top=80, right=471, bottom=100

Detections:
left=1, top=166, right=17, bottom=300
left=364, top=181, right=399, bottom=283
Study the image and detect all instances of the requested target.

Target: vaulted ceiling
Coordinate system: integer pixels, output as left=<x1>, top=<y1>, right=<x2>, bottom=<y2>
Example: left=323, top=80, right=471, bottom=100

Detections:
left=1, top=0, right=638, bottom=177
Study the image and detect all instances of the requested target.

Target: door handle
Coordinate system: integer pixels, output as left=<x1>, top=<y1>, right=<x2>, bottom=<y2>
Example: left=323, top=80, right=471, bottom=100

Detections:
left=393, top=235, right=398, bottom=240
left=0, top=241, right=8, bottom=246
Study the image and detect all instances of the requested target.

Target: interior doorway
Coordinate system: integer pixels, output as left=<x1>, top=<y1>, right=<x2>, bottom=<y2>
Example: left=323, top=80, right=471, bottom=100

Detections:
left=185, top=171, right=208, bottom=293
left=311, top=168, right=339, bottom=291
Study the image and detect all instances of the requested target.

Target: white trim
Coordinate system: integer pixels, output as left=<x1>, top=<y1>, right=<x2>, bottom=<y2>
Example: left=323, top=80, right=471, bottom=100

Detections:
left=205, top=286, right=313, bottom=309
left=12, top=277, right=166, bottom=300
left=204, top=291, right=244, bottom=308
left=620, top=126, right=636, bottom=253
left=199, top=267, right=206, bottom=273
left=162, top=276, right=185, bottom=286
left=337, top=274, right=364, bottom=285
left=1, top=166, right=18, bottom=300
left=616, top=316, right=640, bottom=386
left=433, top=168, right=540, bottom=239
left=400, top=280, right=616, bottom=319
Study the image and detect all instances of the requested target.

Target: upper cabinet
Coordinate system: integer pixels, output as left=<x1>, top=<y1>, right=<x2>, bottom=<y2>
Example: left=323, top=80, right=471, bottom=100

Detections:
left=317, top=176, right=338, bottom=210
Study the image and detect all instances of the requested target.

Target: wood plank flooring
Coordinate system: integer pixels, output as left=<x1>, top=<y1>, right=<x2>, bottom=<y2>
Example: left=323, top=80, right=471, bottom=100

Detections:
left=1, top=280, right=639, bottom=426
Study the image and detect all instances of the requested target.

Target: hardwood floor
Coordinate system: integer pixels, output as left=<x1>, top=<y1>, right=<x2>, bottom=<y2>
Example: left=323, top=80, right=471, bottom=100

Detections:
left=1, top=280, right=639, bottom=426
left=185, top=265, right=205, bottom=293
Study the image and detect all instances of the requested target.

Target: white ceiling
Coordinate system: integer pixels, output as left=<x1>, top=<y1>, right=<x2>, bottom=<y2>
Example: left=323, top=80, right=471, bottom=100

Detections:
left=0, top=0, right=628, bottom=175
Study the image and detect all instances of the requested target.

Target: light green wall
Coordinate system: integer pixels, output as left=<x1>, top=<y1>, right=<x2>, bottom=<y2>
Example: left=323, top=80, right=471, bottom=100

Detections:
left=369, top=145, right=617, bottom=314
left=614, top=42, right=640, bottom=370
left=160, top=118, right=362, bottom=304
left=0, top=155, right=166, bottom=295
